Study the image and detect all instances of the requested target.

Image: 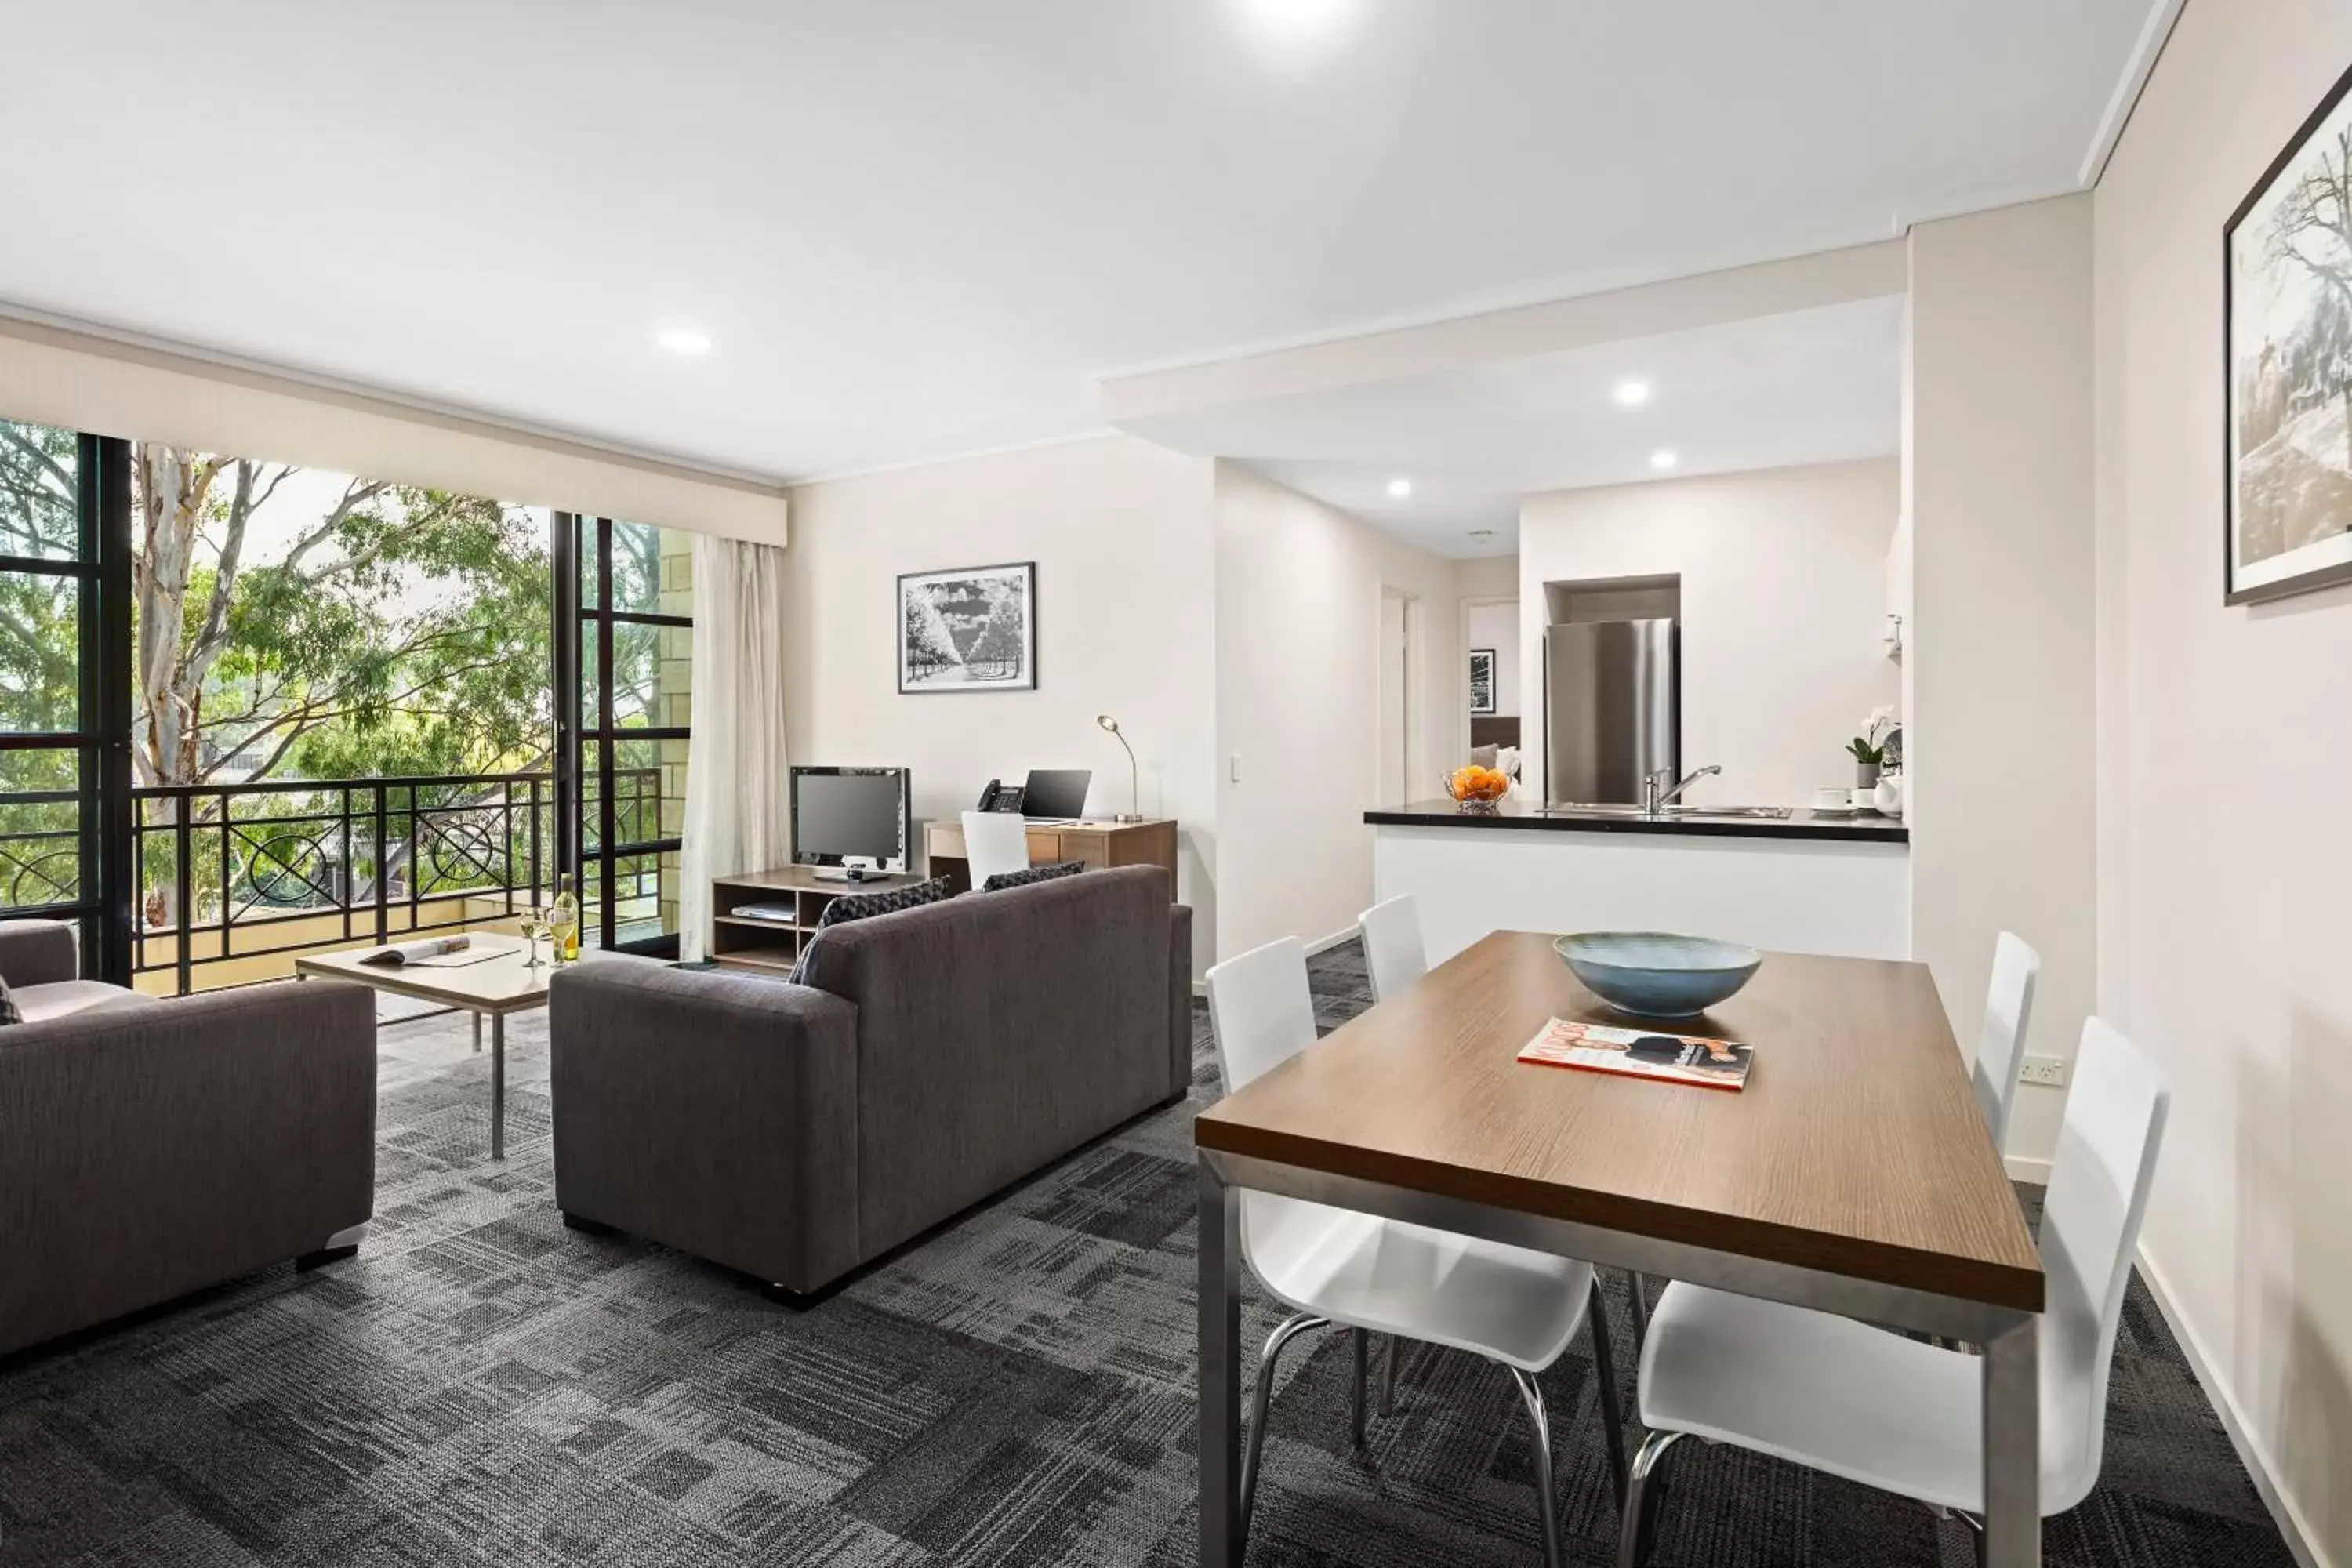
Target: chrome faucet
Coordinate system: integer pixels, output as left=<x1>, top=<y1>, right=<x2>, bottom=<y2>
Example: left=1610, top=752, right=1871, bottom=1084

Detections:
left=1643, top=764, right=1722, bottom=814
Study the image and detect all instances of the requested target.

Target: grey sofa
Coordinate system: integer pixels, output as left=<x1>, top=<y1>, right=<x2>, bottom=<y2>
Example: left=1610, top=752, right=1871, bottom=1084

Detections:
left=548, top=865, right=1193, bottom=1297
left=0, top=920, right=378, bottom=1357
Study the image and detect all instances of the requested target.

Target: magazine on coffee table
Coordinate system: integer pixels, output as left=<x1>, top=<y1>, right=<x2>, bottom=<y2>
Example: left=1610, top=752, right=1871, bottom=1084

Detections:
left=1517, top=1017, right=1753, bottom=1091
left=359, top=935, right=506, bottom=969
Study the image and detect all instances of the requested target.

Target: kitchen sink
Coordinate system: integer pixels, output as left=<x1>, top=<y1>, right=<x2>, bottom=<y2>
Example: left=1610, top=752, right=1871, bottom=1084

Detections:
left=1657, top=804, right=1794, bottom=820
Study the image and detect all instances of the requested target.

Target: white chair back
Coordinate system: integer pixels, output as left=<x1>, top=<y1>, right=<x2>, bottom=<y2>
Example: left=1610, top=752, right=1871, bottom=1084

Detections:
left=1206, top=937, right=1316, bottom=1094
left=1205, top=937, right=1345, bottom=1286
left=960, top=811, right=1033, bottom=887
left=1357, top=895, right=1428, bottom=1004
left=1974, top=931, right=2041, bottom=1150
left=2037, top=1017, right=2169, bottom=1514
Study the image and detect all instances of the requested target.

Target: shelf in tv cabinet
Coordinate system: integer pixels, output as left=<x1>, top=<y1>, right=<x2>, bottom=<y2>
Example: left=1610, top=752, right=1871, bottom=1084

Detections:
left=711, top=945, right=800, bottom=975
left=714, top=912, right=812, bottom=933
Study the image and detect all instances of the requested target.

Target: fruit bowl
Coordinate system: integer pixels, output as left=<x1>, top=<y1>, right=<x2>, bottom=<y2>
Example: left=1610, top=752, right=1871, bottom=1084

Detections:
left=1554, top=931, right=1762, bottom=1019
left=1443, top=764, right=1512, bottom=813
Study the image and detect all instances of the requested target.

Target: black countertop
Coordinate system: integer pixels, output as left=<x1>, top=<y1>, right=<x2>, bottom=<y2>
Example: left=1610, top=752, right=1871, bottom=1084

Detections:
left=1364, top=798, right=1910, bottom=845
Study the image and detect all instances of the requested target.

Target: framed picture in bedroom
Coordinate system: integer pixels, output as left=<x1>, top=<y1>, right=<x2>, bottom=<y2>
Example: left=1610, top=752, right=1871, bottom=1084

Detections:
left=1468, top=648, right=1497, bottom=716
left=897, top=561, right=1038, bottom=693
left=2225, top=58, right=2352, bottom=604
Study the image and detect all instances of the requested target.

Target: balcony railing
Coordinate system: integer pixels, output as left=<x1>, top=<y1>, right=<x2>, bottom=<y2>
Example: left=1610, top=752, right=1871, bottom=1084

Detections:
left=118, top=768, right=662, bottom=993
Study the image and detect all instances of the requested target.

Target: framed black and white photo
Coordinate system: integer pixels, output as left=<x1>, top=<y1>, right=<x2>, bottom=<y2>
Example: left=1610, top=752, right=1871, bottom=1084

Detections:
left=897, top=561, right=1037, bottom=692
left=2226, top=60, right=2352, bottom=604
left=1468, top=648, right=1497, bottom=717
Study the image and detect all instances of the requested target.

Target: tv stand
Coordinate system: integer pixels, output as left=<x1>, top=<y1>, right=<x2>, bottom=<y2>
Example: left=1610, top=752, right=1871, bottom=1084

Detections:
left=708, top=865, right=924, bottom=975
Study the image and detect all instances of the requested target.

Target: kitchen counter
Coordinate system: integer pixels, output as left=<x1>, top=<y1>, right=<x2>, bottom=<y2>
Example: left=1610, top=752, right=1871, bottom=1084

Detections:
left=1368, top=797, right=1910, bottom=965
left=1364, top=798, right=1908, bottom=844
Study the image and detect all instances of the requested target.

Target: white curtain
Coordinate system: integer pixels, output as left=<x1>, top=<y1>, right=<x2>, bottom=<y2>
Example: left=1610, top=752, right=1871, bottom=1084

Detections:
left=679, top=535, right=790, bottom=960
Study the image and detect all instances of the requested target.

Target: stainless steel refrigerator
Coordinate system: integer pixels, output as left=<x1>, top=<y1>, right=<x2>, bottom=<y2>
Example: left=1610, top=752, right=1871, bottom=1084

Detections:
left=1543, top=619, right=1678, bottom=804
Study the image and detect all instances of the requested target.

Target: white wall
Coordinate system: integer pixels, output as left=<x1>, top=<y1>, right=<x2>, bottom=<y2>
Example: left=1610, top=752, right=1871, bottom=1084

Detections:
left=1516, top=458, right=1900, bottom=808
left=2096, top=3, right=2352, bottom=1560
left=1907, top=196, right=2098, bottom=1174
left=1465, top=599, right=1522, bottom=717
left=1214, top=462, right=1459, bottom=958
left=780, top=434, right=1219, bottom=974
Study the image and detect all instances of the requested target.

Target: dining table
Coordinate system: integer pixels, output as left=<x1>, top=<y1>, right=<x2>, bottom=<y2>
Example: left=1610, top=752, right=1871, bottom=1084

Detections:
left=1193, top=930, right=2047, bottom=1566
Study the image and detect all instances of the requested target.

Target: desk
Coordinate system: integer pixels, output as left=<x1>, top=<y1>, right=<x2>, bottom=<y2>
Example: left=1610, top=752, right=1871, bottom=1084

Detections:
left=1193, top=931, right=2046, bottom=1567
left=924, top=815, right=1178, bottom=895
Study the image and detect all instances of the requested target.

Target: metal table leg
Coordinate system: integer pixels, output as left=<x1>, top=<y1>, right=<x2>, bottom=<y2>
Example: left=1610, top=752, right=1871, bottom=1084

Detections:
left=1199, top=1160, right=1241, bottom=1568
left=1980, top=1316, right=2039, bottom=1566
left=472, top=1012, right=481, bottom=1054
left=490, top=1012, right=506, bottom=1161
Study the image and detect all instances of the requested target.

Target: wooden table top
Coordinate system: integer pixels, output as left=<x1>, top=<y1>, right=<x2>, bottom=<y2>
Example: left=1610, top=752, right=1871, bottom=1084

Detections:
left=1195, top=931, right=2043, bottom=1312
left=295, top=937, right=554, bottom=1014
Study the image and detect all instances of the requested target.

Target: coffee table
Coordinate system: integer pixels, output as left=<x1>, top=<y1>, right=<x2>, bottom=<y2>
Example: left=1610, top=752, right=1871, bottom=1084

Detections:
left=296, top=936, right=554, bottom=1160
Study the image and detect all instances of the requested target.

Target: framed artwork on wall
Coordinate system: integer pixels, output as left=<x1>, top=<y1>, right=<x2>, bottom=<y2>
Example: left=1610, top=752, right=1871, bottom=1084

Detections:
left=1468, top=648, right=1497, bottom=716
left=2226, top=59, right=2352, bottom=604
left=897, top=561, right=1037, bottom=693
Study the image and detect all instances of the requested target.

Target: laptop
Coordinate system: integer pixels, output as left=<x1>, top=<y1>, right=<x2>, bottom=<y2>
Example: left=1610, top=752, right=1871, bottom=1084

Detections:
left=1020, top=768, right=1092, bottom=821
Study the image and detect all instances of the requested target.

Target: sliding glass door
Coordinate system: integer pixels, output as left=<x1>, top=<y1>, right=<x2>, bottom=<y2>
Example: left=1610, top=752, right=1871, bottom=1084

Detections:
left=0, top=423, right=130, bottom=979
left=554, top=514, right=691, bottom=955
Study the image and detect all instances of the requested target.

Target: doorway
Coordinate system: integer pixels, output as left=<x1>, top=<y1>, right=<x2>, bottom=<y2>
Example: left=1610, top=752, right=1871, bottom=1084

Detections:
left=1377, top=587, right=1414, bottom=805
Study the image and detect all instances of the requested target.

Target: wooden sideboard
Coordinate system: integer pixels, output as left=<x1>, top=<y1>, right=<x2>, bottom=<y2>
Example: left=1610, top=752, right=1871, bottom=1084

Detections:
left=708, top=865, right=929, bottom=976
left=924, top=816, right=1179, bottom=895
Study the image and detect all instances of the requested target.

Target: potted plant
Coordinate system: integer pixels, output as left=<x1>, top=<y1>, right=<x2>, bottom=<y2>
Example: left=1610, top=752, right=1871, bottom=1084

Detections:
left=1847, top=706, right=1898, bottom=789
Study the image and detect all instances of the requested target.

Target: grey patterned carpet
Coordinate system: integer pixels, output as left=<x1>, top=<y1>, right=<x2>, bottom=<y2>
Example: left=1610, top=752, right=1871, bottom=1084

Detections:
left=0, top=943, right=2299, bottom=1566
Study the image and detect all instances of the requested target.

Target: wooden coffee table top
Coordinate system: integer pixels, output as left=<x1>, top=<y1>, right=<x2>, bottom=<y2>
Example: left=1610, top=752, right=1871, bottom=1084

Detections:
left=1196, top=930, right=2044, bottom=1312
left=296, top=937, right=554, bottom=1014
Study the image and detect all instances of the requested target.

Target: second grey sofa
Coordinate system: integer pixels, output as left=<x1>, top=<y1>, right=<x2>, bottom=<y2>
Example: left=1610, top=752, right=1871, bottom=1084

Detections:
left=548, top=865, right=1193, bottom=1297
left=0, top=920, right=378, bottom=1357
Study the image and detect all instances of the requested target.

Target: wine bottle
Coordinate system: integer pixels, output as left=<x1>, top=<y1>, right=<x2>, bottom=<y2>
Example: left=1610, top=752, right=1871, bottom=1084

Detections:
left=550, top=874, right=581, bottom=963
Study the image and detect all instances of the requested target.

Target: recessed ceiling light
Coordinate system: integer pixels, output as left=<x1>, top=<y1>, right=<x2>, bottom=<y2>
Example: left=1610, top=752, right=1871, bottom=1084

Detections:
left=1242, top=0, right=1355, bottom=36
left=1387, top=478, right=1413, bottom=498
left=1613, top=379, right=1652, bottom=408
left=1650, top=449, right=1678, bottom=470
left=655, top=328, right=712, bottom=356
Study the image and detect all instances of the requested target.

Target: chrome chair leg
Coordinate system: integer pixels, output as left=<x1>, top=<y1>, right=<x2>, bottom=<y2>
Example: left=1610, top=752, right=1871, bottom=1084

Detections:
left=1508, top=1367, right=1564, bottom=1568
left=1379, top=1333, right=1399, bottom=1417
left=1618, top=1439, right=1693, bottom=1568
left=1615, top=1428, right=1687, bottom=1568
left=1240, top=1311, right=1327, bottom=1548
left=1586, top=1272, right=1630, bottom=1510
left=1350, top=1327, right=1370, bottom=1449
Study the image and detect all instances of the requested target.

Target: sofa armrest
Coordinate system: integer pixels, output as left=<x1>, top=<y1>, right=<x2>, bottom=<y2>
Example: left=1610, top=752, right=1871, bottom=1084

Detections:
left=548, top=959, right=862, bottom=1294
left=0, top=978, right=377, bottom=1356
left=0, top=919, right=79, bottom=989
left=1169, top=903, right=1196, bottom=1100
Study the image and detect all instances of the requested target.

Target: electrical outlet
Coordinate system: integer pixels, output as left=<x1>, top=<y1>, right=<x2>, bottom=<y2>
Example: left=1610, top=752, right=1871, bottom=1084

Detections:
left=2019, top=1055, right=2068, bottom=1088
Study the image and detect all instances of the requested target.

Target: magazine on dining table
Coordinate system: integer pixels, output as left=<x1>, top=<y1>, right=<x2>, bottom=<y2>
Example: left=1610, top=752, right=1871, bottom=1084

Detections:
left=1516, top=1017, right=1754, bottom=1091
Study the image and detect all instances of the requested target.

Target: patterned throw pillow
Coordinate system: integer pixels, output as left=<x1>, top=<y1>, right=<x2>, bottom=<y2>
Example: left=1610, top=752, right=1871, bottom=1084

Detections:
left=0, top=973, right=17, bottom=1026
left=978, top=860, right=1087, bottom=894
left=789, top=877, right=955, bottom=985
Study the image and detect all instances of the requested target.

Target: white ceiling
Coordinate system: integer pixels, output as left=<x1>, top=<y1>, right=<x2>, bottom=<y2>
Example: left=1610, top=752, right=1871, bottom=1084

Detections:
left=0, top=1, right=2157, bottom=482
left=1132, top=296, right=1906, bottom=556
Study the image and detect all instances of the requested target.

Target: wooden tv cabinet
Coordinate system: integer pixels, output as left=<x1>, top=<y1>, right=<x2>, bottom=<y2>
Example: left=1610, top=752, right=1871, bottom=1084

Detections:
left=707, top=865, right=926, bottom=976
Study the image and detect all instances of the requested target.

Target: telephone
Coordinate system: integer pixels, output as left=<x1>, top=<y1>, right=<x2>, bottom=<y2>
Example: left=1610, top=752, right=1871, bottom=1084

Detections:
left=976, top=779, right=1026, bottom=814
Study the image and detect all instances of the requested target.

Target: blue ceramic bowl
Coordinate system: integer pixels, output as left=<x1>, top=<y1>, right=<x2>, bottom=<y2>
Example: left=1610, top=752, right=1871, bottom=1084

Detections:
left=1553, top=931, right=1762, bottom=1019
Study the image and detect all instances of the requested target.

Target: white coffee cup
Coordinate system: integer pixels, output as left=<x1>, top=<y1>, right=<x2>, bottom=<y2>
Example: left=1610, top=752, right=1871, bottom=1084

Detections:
left=1849, top=787, right=1877, bottom=811
left=1813, top=785, right=1848, bottom=810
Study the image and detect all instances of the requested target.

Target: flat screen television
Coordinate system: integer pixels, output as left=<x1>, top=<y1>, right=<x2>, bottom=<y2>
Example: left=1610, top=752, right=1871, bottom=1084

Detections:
left=790, top=767, right=911, bottom=875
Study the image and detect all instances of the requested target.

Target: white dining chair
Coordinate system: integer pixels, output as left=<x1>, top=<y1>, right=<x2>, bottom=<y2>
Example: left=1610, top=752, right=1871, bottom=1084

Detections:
left=1614, top=1017, right=2169, bottom=1568
left=959, top=810, right=1033, bottom=887
left=1356, top=894, right=1428, bottom=1003
left=1976, top=931, right=2042, bottom=1152
left=1207, top=936, right=1628, bottom=1568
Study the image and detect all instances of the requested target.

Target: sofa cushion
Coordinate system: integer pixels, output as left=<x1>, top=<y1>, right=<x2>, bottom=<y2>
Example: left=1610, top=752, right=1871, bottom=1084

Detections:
left=979, top=859, right=1087, bottom=894
left=10, top=980, right=164, bottom=1025
left=790, top=876, right=956, bottom=985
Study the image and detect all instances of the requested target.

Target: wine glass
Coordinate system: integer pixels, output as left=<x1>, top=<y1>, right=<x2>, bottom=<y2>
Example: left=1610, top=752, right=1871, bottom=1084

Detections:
left=517, top=907, right=553, bottom=969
